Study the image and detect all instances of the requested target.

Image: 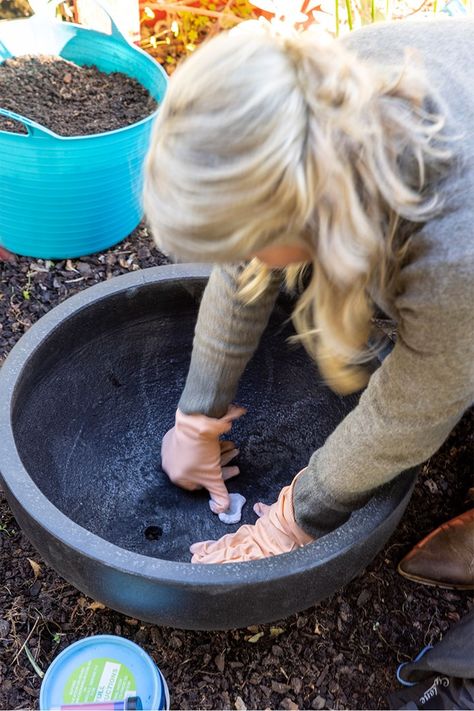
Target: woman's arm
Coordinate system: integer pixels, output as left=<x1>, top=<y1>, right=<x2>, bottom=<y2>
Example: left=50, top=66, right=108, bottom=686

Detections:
left=294, top=236, right=474, bottom=537
left=162, top=263, right=282, bottom=512
left=188, top=224, right=474, bottom=562
left=179, top=263, right=282, bottom=417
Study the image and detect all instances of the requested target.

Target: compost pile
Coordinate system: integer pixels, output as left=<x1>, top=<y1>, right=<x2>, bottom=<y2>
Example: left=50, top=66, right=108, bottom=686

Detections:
left=0, top=55, right=157, bottom=135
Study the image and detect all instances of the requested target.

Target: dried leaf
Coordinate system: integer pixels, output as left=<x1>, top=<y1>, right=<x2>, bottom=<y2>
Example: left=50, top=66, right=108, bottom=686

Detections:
left=235, top=696, right=247, bottom=710
left=24, top=644, right=44, bottom=679
left=271, top=681, right=290, bottom=694
left=27, top=558, right=41, bottom=579
left=270, top=626, right=285, bottom=637
left=88, top=601, right=106, bottom=611
left=215, top=653, right=225, bottom=672
left=246, top=632, right=264, bottom=643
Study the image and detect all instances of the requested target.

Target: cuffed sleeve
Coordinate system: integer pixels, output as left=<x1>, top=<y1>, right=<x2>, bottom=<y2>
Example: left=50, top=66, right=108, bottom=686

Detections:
left=294, top=225, right=474, bottom=537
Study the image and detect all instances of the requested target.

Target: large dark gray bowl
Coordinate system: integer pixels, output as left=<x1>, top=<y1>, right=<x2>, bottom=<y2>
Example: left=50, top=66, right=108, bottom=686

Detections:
left=0, top=265, right=416, bottom=630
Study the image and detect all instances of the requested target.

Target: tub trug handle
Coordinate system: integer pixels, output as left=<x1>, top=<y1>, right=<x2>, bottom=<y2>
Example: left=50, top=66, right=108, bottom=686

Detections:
left=45, top=0, right=131, bottom=46
left=0, top=108, right=57, bottom=138
left=85, top=0, right=131, bottom=45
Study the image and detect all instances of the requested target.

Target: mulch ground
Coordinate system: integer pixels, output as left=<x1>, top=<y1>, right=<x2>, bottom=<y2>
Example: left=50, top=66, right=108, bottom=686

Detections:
left=0, top=55, right=157, bottom=135
left=0, top=225, right=473, bottom=710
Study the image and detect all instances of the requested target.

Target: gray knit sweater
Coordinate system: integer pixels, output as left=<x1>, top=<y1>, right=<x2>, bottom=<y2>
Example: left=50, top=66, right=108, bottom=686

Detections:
left=178, top=18, right=474, bottom=536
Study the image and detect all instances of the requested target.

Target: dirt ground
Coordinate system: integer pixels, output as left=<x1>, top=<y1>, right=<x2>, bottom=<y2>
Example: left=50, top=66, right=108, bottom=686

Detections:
left=0, top=225, right=472, bottom=710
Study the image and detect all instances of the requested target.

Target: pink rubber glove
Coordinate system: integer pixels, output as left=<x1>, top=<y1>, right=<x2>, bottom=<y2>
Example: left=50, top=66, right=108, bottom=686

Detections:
left=190, top=471, right=314, bottom=563
left=161, top=405, right=246, bottom=513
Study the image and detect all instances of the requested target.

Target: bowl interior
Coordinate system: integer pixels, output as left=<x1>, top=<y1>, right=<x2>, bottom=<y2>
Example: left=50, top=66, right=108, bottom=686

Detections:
left=12, top=279, right=360, bottom=562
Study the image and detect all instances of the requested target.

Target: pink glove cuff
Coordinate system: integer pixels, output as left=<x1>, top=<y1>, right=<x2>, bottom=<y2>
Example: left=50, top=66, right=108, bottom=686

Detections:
left=269, top=471, right=314, bottom=548
left=175, top=406, right=241, bottom=438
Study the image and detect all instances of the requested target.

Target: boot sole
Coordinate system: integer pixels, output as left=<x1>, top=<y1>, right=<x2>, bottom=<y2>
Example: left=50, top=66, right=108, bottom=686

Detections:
left=397, top=564, right=474, bottom=590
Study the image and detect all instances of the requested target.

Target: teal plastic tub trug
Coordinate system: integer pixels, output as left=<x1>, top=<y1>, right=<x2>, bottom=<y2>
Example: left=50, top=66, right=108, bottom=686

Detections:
left=0, top=7, right=167, bottom=258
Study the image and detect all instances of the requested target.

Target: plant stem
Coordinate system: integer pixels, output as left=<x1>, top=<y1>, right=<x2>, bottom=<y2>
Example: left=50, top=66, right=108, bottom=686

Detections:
left=335, top=0, right=340, bottom=35
left=345, top=0, right=353, bottom=29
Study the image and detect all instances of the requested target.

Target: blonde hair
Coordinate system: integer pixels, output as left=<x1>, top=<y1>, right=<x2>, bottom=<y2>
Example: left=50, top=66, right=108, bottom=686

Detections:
left=144, top=20, right=452, bottom=393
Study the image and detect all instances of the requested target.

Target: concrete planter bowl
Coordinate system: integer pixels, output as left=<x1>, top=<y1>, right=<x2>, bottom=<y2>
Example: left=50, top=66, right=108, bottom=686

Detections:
left=0, top=265, right=417, bottom=630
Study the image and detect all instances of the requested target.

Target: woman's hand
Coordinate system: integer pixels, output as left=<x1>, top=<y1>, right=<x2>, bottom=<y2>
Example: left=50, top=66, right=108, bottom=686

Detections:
left=190, top=473, right=314, bottom=563
left=161, top=405, right=246, bottom=513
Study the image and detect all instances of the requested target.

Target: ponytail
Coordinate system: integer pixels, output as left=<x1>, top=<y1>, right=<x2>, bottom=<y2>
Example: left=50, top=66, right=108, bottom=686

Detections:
left=145, top=20, right=452, bottom=393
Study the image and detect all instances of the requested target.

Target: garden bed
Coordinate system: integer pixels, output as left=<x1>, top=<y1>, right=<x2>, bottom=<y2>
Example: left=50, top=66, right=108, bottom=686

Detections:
left=0, top=226, right=472, bottom=710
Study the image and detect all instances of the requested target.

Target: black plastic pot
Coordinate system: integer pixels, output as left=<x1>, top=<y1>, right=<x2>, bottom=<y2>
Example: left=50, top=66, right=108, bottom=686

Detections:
left=0, top=265, right=417, bottom=630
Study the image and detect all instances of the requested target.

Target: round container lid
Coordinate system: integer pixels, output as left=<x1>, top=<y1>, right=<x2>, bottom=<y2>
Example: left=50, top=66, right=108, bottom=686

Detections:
left=40, top=635, right=166, bottom=710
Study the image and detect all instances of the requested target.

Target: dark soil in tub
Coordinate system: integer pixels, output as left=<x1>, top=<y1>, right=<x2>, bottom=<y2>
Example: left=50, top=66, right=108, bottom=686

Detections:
left=0, top=55, right=158, bottom=135
left=11, top=283, right=360, bottom=562
left=0, top=225, right=473, bottom=709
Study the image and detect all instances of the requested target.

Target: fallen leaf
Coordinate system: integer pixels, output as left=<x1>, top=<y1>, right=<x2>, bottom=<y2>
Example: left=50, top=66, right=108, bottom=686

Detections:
left=66, top=259, right=78, bottom=272
left=270, top=626, right=285, bottom=637
left=281, top=698, right=299, bottom=710
left=271, top=681, right=290, bottom=694
left=24, top=644, right=44, bottom=679
left=88, top=601, right=106, bottom=611
left=235, top=697, right=247, bottom=710
left=27, top=559, right=41, bottom=579
left=291, top=678, right=303, bottom=694
left=246, top=632, right=264, bottom=643
left=215, top=653, right=225, bottom=672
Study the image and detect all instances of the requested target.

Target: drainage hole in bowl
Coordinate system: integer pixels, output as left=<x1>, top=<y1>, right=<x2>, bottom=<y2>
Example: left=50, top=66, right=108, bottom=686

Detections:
left=144, top=525, right=163, bottom=541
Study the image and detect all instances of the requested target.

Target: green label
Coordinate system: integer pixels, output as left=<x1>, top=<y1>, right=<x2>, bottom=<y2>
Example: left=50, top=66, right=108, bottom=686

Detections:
left=63, top=657, right=136, bottom=703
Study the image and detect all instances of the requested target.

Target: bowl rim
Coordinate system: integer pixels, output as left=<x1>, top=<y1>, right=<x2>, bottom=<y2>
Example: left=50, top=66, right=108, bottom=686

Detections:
left=0, top=264, right=416, bottom=587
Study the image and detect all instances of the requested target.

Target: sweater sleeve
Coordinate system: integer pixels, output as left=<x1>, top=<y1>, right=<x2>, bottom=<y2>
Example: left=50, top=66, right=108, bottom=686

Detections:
left=179, top=263, right=282, bottom=418
left=294, top=227, right=474, bottom=537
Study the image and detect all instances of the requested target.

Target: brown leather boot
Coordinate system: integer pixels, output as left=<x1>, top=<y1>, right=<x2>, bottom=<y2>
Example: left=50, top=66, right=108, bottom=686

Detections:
left=398, top=509, right=474, bottom=590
